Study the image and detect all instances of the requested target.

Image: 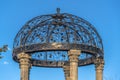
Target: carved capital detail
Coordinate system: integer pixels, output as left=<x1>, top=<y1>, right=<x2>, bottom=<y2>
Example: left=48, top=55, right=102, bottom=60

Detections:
left=17, top=52, right=31, bottom=59
left=17, top=52, right=31, bottom=68
left=94, top=58, right=104, bottom=70
left=68, top=50, right=81, bottom=62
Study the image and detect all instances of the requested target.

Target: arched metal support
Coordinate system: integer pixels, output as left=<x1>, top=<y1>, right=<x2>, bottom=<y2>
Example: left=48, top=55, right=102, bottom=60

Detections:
left=94, top=58, right=104, bottom=80
left=17, top=53, right=31, bottom=80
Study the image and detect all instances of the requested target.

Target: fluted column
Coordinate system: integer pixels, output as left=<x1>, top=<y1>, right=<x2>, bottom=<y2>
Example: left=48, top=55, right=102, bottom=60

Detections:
left=17, top=52, right=31, bottom=80
left=68, top=50, right=81, bottom=80
left=63, top=65, right=70, bottom=80
left=94, top=58, right=104, bottom=80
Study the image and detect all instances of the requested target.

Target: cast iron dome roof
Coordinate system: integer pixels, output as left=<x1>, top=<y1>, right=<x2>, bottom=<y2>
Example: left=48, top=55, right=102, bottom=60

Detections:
left=13, top=8, right=104, bottom=67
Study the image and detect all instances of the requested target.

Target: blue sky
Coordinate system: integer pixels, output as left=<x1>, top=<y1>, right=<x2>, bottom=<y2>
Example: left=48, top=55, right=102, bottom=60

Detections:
left=0, top=0, right=120, bottom=80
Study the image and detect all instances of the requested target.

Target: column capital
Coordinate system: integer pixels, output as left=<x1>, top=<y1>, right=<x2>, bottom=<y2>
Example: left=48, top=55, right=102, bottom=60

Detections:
left=68, top=50, right=81, bottom=62
left=18, top=53, right=31, bottom=80
left=17, top=52, right=31, bottom=59
left=17, top=52, right=31, bottom=68
left=68, top=50, right=81, bottom=80
left=68, top=50, right=81, bottom=56
left=94, top=58, right=104, bottom=70
left=95, top=58, right=104, bottom=80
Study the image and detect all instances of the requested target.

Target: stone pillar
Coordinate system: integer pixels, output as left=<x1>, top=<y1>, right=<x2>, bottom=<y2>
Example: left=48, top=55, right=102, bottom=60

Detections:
left=63, top=65, right=70, bottom=80
left=17, top=52, right=31, bottom=80
left=68, top=50, right=81, bottom=80
left=94, top=58, right=104, bottom=80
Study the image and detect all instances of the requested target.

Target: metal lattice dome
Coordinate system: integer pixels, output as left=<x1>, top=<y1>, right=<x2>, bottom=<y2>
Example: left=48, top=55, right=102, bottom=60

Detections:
left=13, top=8, right=104, bottom=67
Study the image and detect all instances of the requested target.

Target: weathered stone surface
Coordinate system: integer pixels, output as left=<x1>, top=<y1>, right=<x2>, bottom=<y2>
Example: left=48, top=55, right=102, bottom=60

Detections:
left=18, top=53, right=31, bottom=80
left=68, top=50, right=81, bottom=80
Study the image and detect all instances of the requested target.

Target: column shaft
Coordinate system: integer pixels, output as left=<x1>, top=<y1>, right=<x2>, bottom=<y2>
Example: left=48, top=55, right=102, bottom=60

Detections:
left=70, top=61, right=78, bottom=80
left=18, top=53, right=31, bottom=80
left=96, top=69, right=103, bottom=80
left=95, top=58, right=104, bottom=80
left=68, top=50, right=81, bottom=80
left=63, top=65, right=70, bottom=80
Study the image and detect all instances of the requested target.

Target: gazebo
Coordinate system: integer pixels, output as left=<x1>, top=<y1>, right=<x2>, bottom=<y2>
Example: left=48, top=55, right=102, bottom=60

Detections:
left=12, top=8, right=104, bottom=80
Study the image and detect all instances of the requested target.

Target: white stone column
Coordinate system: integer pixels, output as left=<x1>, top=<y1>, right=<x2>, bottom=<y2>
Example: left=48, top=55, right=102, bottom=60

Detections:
left=17, top=53, right=31, bottom=80
left=63, top=65, right=70, bottom=80
left=68, top=50, right=81, bottom=80
left=94, top=58, right=104, bottom=80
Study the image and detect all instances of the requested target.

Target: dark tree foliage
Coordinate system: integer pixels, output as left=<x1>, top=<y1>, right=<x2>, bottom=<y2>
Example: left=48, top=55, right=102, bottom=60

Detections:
left=0, top=45, right=8, bottom=59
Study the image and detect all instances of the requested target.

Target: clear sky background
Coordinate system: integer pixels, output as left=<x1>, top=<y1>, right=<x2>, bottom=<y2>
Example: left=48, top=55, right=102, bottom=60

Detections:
left=0, top=0, right=120, bottom=80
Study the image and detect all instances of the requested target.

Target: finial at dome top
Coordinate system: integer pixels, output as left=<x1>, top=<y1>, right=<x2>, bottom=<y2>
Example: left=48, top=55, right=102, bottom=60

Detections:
left=56, top=8, right=60, bottom=14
